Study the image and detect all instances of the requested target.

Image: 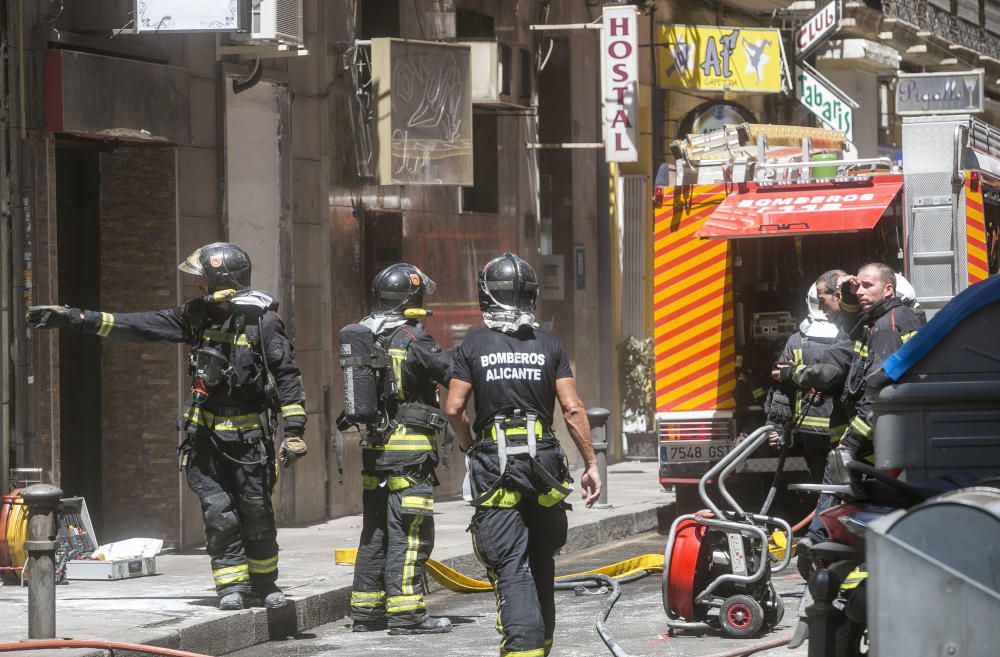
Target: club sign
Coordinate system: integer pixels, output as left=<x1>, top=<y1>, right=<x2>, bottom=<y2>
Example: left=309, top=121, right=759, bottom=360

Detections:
left=796, top=1, right=840, bottom=58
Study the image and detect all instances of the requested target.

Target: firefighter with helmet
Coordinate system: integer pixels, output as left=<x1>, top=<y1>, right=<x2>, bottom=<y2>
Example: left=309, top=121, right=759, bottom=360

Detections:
left=444, top=252, right=601, bottom=657
left=26, top=242, right=308, bottom=610
left=340, top=263, right=455, bottom=634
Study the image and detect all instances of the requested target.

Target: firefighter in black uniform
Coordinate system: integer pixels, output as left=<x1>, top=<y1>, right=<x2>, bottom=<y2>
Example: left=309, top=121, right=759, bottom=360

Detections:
left=444, top=252, right=601, bottom=657
left=26, top=242, right=307, bottom=610
left=343, top=264, right=454, bottom=635
left=776, top=262, right=922, bottom=574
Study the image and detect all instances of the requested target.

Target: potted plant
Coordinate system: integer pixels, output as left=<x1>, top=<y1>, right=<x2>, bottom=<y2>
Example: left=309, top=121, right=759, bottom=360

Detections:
left=619, top=336, right=657, bottom=461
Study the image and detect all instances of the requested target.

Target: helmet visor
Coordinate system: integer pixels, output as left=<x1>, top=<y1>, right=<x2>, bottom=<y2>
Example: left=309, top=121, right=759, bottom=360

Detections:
left=414, top=267, right=437, bottom=296
left=178, top=248, right=204, bottom=276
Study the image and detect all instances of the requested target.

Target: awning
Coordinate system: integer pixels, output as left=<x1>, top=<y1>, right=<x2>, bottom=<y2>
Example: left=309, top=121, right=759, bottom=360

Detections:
left=696, top=174, right=904, bottom=239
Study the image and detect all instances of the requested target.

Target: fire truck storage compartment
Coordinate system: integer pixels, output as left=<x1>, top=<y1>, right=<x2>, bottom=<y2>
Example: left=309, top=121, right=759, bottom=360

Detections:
left=874, top=276, right=1000, bottom=480
left=729, top=220, right=903, bottom=390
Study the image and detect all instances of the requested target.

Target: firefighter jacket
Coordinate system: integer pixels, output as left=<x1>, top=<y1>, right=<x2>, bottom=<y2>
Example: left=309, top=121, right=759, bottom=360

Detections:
left=838, top=297, right=922, bottom=452
left=364, top=321, right=452, bottom=471
left=777, top=331, right=846, bottom=438
left=80, top=297, right=306, bottom=443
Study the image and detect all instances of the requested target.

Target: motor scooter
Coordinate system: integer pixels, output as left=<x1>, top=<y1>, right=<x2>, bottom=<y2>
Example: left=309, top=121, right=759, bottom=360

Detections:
left=788, top=451, right=970, bottom=657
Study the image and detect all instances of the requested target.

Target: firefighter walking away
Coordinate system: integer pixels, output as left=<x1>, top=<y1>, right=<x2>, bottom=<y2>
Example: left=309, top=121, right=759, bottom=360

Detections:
left=27, top=242, right=308, bottom=610
left=445, top=252, right=601, bottom=657
left=338, top=263, right=455, bottom=634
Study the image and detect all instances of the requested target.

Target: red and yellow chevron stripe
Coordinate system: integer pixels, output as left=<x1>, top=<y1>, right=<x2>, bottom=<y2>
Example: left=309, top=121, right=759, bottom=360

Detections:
left=653, top=185, right=735, bottom=412
left=966, top=172, right=988, bottom=286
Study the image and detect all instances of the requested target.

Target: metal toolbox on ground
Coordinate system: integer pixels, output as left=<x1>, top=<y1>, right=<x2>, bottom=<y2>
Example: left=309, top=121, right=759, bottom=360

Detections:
left=65, top=556, right=156, bottom=580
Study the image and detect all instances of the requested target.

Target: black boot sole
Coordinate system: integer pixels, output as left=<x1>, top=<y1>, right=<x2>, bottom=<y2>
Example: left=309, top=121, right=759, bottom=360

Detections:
left=387, top=625, right=453, bottom=635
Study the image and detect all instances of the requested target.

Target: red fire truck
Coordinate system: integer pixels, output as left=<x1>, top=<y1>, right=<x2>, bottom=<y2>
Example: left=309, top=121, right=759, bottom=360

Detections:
left=652, top=116, right=998, bottom=509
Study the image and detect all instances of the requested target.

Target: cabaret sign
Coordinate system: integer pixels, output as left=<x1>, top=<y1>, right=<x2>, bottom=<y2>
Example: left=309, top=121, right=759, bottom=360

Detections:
left=602, top=5, right=639, bottom=162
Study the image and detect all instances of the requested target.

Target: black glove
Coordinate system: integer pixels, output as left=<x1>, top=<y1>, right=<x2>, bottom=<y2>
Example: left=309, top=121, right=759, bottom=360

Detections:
left=775, top=362, right=796, bottom=384
left=26, top=305, right=84, bottom=331
left=280, top=435, right=308, bottom=467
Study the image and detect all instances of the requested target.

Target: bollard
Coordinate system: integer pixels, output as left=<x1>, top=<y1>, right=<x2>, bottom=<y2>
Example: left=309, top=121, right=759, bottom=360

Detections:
left=805, top=567, right=842, bottom=657
left=585, top=407, right=611, bottom=509
left=21, top=484, right=63, bottom=639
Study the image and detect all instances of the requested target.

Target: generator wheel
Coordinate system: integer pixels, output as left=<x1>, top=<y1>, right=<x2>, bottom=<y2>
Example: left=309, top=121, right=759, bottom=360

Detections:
left=765, top=585, right=785, bottom=627
left=719, top=595, right=765, bottom=639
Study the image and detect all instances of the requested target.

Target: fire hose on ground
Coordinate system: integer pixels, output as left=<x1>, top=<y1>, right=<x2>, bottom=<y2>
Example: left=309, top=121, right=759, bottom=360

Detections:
left=0, top=639, right=213, bottom=657
left=336, top=546, right=798, bottom=657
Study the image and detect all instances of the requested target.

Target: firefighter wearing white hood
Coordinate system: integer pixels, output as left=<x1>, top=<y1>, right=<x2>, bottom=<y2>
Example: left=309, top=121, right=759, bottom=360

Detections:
left=772, top=270, right=851, bottom=483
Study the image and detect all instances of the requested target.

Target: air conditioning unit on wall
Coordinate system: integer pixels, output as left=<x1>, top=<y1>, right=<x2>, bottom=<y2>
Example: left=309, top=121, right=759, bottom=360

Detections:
left=234, top=0, right=304, bottom=48
left=461, top=39, right=532, bottom=108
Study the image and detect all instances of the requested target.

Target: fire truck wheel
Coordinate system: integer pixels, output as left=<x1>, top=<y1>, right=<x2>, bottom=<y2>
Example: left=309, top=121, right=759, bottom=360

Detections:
left=719, top=594, right=765, bottom=639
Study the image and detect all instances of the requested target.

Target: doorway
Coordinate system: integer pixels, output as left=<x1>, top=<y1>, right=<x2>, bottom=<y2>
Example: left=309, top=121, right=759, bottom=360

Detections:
left=55, top=143, right=103, bottom=536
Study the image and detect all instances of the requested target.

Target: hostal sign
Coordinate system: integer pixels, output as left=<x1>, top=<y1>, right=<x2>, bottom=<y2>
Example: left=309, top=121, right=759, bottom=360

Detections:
left=602, top=5, right=638, bottom=162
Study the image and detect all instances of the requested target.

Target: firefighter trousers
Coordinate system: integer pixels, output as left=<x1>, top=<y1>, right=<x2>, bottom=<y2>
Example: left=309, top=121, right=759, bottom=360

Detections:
left=350, top=468, right=436, bottom=627
left=470, top=502, right=568, bottom=657
left=185, top=433, right=279, bottom=597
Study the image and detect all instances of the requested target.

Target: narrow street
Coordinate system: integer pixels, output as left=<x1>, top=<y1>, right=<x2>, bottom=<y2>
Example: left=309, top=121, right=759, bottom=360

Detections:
left=224, top=532, right=808, bottom=657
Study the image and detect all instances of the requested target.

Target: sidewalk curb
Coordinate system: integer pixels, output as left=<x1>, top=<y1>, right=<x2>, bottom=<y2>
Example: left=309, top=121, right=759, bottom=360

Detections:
left=78, top=505, right=666, bottom=657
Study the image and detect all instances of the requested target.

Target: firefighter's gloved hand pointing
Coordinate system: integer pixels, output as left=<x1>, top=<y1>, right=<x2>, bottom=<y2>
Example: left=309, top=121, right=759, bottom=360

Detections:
left=280, top=436, right=308, bottom=467
left=26, top=305, right=84, bottom=331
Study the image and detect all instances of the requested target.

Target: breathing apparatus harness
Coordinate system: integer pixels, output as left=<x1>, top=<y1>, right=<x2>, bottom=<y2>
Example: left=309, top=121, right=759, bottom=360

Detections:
left=179, top=289, right=280, bottom=469
left=468, top=408, right=572, bottom=507
left=337, top=308, right=448, bottom=445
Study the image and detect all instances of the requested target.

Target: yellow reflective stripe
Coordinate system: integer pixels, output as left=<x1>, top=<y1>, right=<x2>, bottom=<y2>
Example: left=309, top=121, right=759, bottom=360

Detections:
left=281, top=404, right=306, bottom=418
left=840, top=567, right=869, bottom=591
left=900, top=330, right=917, bottom=343
left=97, top=312, right=115, bottom=337
left=362, top=474, right=381, bottom=490
left=247, top=555, right=278, bottom=574
left=501, top=650, right=545, bottom=657
left=537, top=483, right=571, bottom=508
left=401, top=495, right=433, bottom=512
left=388, top=347, right=407, bottom=398
left=385, top=595, right=426, bottom=614
left=850, top=416, right=873, bottom=438
left=384, top=435, right=435, bottom=451
left=798, top=416, right=831, bottom=428
left=202, top=329, right=251, bottom=347
left=854, top=341, right=869, bottom=358
left=401, top=515, right=424, bottom=595
left=490, top=420, right=544, bottom=440
left=387, top=475, right=414, bottom=491
left=184, top=408, right=262, bottom=431
left=792, top=348, right=803, bottom=366
left=481, top=487, right=522, bottom=508
left=752, top=386, right=765, bottom=400
left=351, top=590, right=386, bottom=608
left=213, top=564, right=249, bottom=585
left=184, top=407, right=208, bottom=427
left=214, top=414, right=263, bottom=431
left=841, top=300, right=859, bottom=313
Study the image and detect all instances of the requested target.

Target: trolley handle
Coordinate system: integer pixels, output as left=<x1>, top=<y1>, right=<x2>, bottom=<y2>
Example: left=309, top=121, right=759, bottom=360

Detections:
left=700, top=424, right=774, bottom=518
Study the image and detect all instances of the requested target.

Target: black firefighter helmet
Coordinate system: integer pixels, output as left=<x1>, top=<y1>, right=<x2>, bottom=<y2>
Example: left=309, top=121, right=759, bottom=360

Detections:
left=478, top=252, right=538, bottom=313
left=178, top=242, right=252, bottom=293
left=371, top=263, right=436, bottom=315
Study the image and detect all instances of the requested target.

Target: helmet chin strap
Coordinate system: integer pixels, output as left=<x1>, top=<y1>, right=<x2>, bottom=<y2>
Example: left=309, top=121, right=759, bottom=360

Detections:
left=483, top=310, right=538, bottom=334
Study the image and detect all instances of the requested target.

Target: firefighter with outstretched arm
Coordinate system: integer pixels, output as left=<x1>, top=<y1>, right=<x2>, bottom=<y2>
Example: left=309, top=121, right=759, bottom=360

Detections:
left=26, top=242, right=307, bottom=610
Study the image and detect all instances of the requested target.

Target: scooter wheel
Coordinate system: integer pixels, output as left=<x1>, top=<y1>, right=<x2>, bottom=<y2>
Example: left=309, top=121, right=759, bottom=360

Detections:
left=719, top=595, right=765, bottom=639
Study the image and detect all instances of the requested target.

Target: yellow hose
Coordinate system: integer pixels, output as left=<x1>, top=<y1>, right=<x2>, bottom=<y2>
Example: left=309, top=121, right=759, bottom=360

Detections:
left=6, top=498, right=28, bottom=571
left=334, top=548, right=665, bottom=593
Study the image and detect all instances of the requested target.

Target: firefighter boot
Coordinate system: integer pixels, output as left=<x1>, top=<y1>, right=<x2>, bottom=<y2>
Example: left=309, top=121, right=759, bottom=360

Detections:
left=387, top=616, right=453, bottom=635
left=256, top=584, right=287, bottom=609
left=219, top=592, right=245, bottom=610
left=352, top=619, right=389, bottom=633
